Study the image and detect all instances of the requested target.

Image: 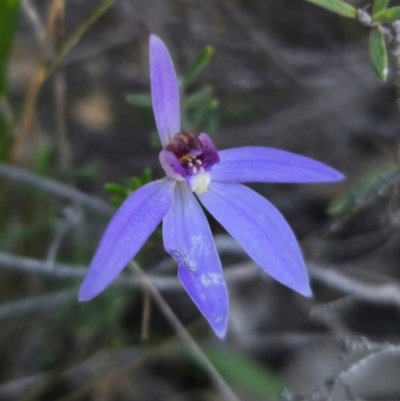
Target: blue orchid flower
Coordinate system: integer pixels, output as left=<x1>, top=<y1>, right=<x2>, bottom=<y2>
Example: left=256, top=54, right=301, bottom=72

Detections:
left=79, top=35, right=344, bottom=338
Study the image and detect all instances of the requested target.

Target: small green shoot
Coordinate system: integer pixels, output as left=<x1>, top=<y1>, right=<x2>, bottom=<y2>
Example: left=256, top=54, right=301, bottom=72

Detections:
left=327, top=163, right=398, bottom=215
left=372, top=0, right=390, bottom=16
left=183, top=45, right=214, bottom=87
left=205, top=347, right=287, bottom=399
left=105, top=168, right=153, bottom=207
left=374, top=6, right=400, bottom=21
left=304, top=0, right=358, bottom=18
left=126, top=93, right=152, bottom=108
left=369, top=27, right=388, bottom=81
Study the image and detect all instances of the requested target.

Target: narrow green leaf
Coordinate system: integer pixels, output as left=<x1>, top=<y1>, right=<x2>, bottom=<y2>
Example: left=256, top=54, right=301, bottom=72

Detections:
left=327, top=163, right=398, bottom=215
left=372, top=0, right=390, bottom=16
left=305, top=0, right=358, bottom=18
left=205, top=348, right=286, bottom=398
left=369, top=27, right=388, bottom=81
left=109, top=195, right=124, bottom=208
left=105, top=183, right=130, bottom=197
left=126, top=93, right=152, bottom=108
left=129, top=177, right=141, bottom=191
left=183, top=46, right=214, bottom=87
left=185, top=86, right=213, bottom=109
left=140, top=168, right=152, bottom=185
left=374, top=6, right=400, bottom=22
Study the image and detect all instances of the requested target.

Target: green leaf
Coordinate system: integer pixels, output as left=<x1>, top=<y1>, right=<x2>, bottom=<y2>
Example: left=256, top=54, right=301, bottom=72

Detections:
left=185, top=86, right=214, bottom=109
left=105, top=169, right=153, bottom=206
left=129, top=177, right=141, bottom=191
left=0, top=0, right=20, bottom=96
left=33, top=146, right=53, bottom=175
left=126, top=93, right=152, bottom=108
left=369, top=27, right=388, bottom=81
left=105, top=183, right=131, bottom=198
left=327, top=163, right=398, bottom=215
left=205, top=348, right=286, bottom=398
left=183, top=46, right=214, bottom=87
left=374, top=6, right=400, bottom=22
left=372, top=0, right=390, bottom=16
left=140, top=168, right=152, bottom=185
left=305, top=0, right=358, bottom=18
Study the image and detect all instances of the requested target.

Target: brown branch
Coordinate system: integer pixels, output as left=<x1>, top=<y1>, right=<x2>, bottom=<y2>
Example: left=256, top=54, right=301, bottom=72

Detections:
left=128, top=261, right=242, bottom=401
left=0, top=161, right=114, bottom=215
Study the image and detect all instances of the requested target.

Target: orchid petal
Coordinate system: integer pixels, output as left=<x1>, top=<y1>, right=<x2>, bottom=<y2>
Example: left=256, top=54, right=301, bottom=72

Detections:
left=79, top=179, right=175, bottom=301
left=199, top=181, right=312, bottom=296
left=163, top=182, right=229, bottom=338
left=150, top=35, right=181, bottom=147
left=211, top=147, right=345, bottom=183
left=159, top=149, right=185, bottom=180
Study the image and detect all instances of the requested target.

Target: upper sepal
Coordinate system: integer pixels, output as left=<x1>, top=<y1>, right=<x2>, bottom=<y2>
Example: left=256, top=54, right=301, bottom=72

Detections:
left=150, top=35, right=181, bottom=147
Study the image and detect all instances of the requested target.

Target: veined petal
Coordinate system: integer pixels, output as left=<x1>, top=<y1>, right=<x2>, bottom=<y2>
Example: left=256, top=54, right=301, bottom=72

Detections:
left=79, top=179, right=175, bottom=301
left=150, top=35, right=181, bottom=147
left=211, top=147, right=345, bottom=183
left=163, top=182, right=229, bottom=338
left=199, top=181, right=312, bottom=297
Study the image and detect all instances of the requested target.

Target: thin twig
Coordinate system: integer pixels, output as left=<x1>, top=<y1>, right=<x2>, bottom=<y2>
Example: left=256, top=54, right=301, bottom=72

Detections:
left=387, top=21, right=400, bottom=115
left=0, top=161, right=114, bottom=215
left=308, top=262, right=400, bottom=308
left=140, top=287, right=151, bottom=340
left=11, top=0, right=62, bottom=165
left=45, top=206, right=83, bottom=267
left=53, top=0, right=72, bottom=169
left=129, top=261, right=242, bottom=401
left=0, top=287, right=77, bottom=320
left=45, top=0, right=118, bottom=78
left=0, top=250, right=259, bottom=290
left=3, top=237, right=400, bottom=308
left=22, top=0, right=45, bottom=41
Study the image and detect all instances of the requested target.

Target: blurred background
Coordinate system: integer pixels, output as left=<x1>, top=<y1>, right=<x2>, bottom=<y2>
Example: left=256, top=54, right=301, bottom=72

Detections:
left=1, top=0, right=400, bottom=400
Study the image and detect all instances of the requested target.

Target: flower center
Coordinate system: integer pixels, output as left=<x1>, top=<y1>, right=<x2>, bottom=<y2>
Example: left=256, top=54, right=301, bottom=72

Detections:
left=160, top=132, right=219, bottom=194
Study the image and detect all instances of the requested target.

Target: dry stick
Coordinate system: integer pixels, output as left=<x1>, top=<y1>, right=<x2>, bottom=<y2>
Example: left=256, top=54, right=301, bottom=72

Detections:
left=0, top=161, right=114, bottom=215
left=53, top=0, right=72, bottom=169
left=128, top=261, right=242, bottom=401
left=308, top=262, right=400, bottom=308
left=0, top=287, right=77, bottom=320
left=45, top=206, right=82, bottom=267
left=12, top=0, right=117, bottom=164
left=387, top=21, right=400, bottom=117
left=11, top=0, right=61, bottom=165
left=45, top=0, right=118, bottom=79
left=140, top=287, right=151, bottom=340
left=22, top=0, right=45, bottom=41
left=3, top=241, right=400, bottom=308
left=0, top=250, right=258, bottom=290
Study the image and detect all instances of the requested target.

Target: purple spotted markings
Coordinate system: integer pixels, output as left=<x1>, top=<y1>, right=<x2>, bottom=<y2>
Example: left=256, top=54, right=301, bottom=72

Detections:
left=160, top=132, right=219, bottom=194
left=79, top=34, right=345, bottom=339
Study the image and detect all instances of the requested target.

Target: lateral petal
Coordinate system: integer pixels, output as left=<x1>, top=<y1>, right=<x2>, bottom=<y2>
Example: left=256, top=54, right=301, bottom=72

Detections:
left=79, top=179, right=175, bottom=301
left=199, top=181, right=312, bottom=296
left=150, top=35, right=181, bottom=147
left=211, top=147, right=345, bottom=183
left=163, top=182, right=229, bottom=338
